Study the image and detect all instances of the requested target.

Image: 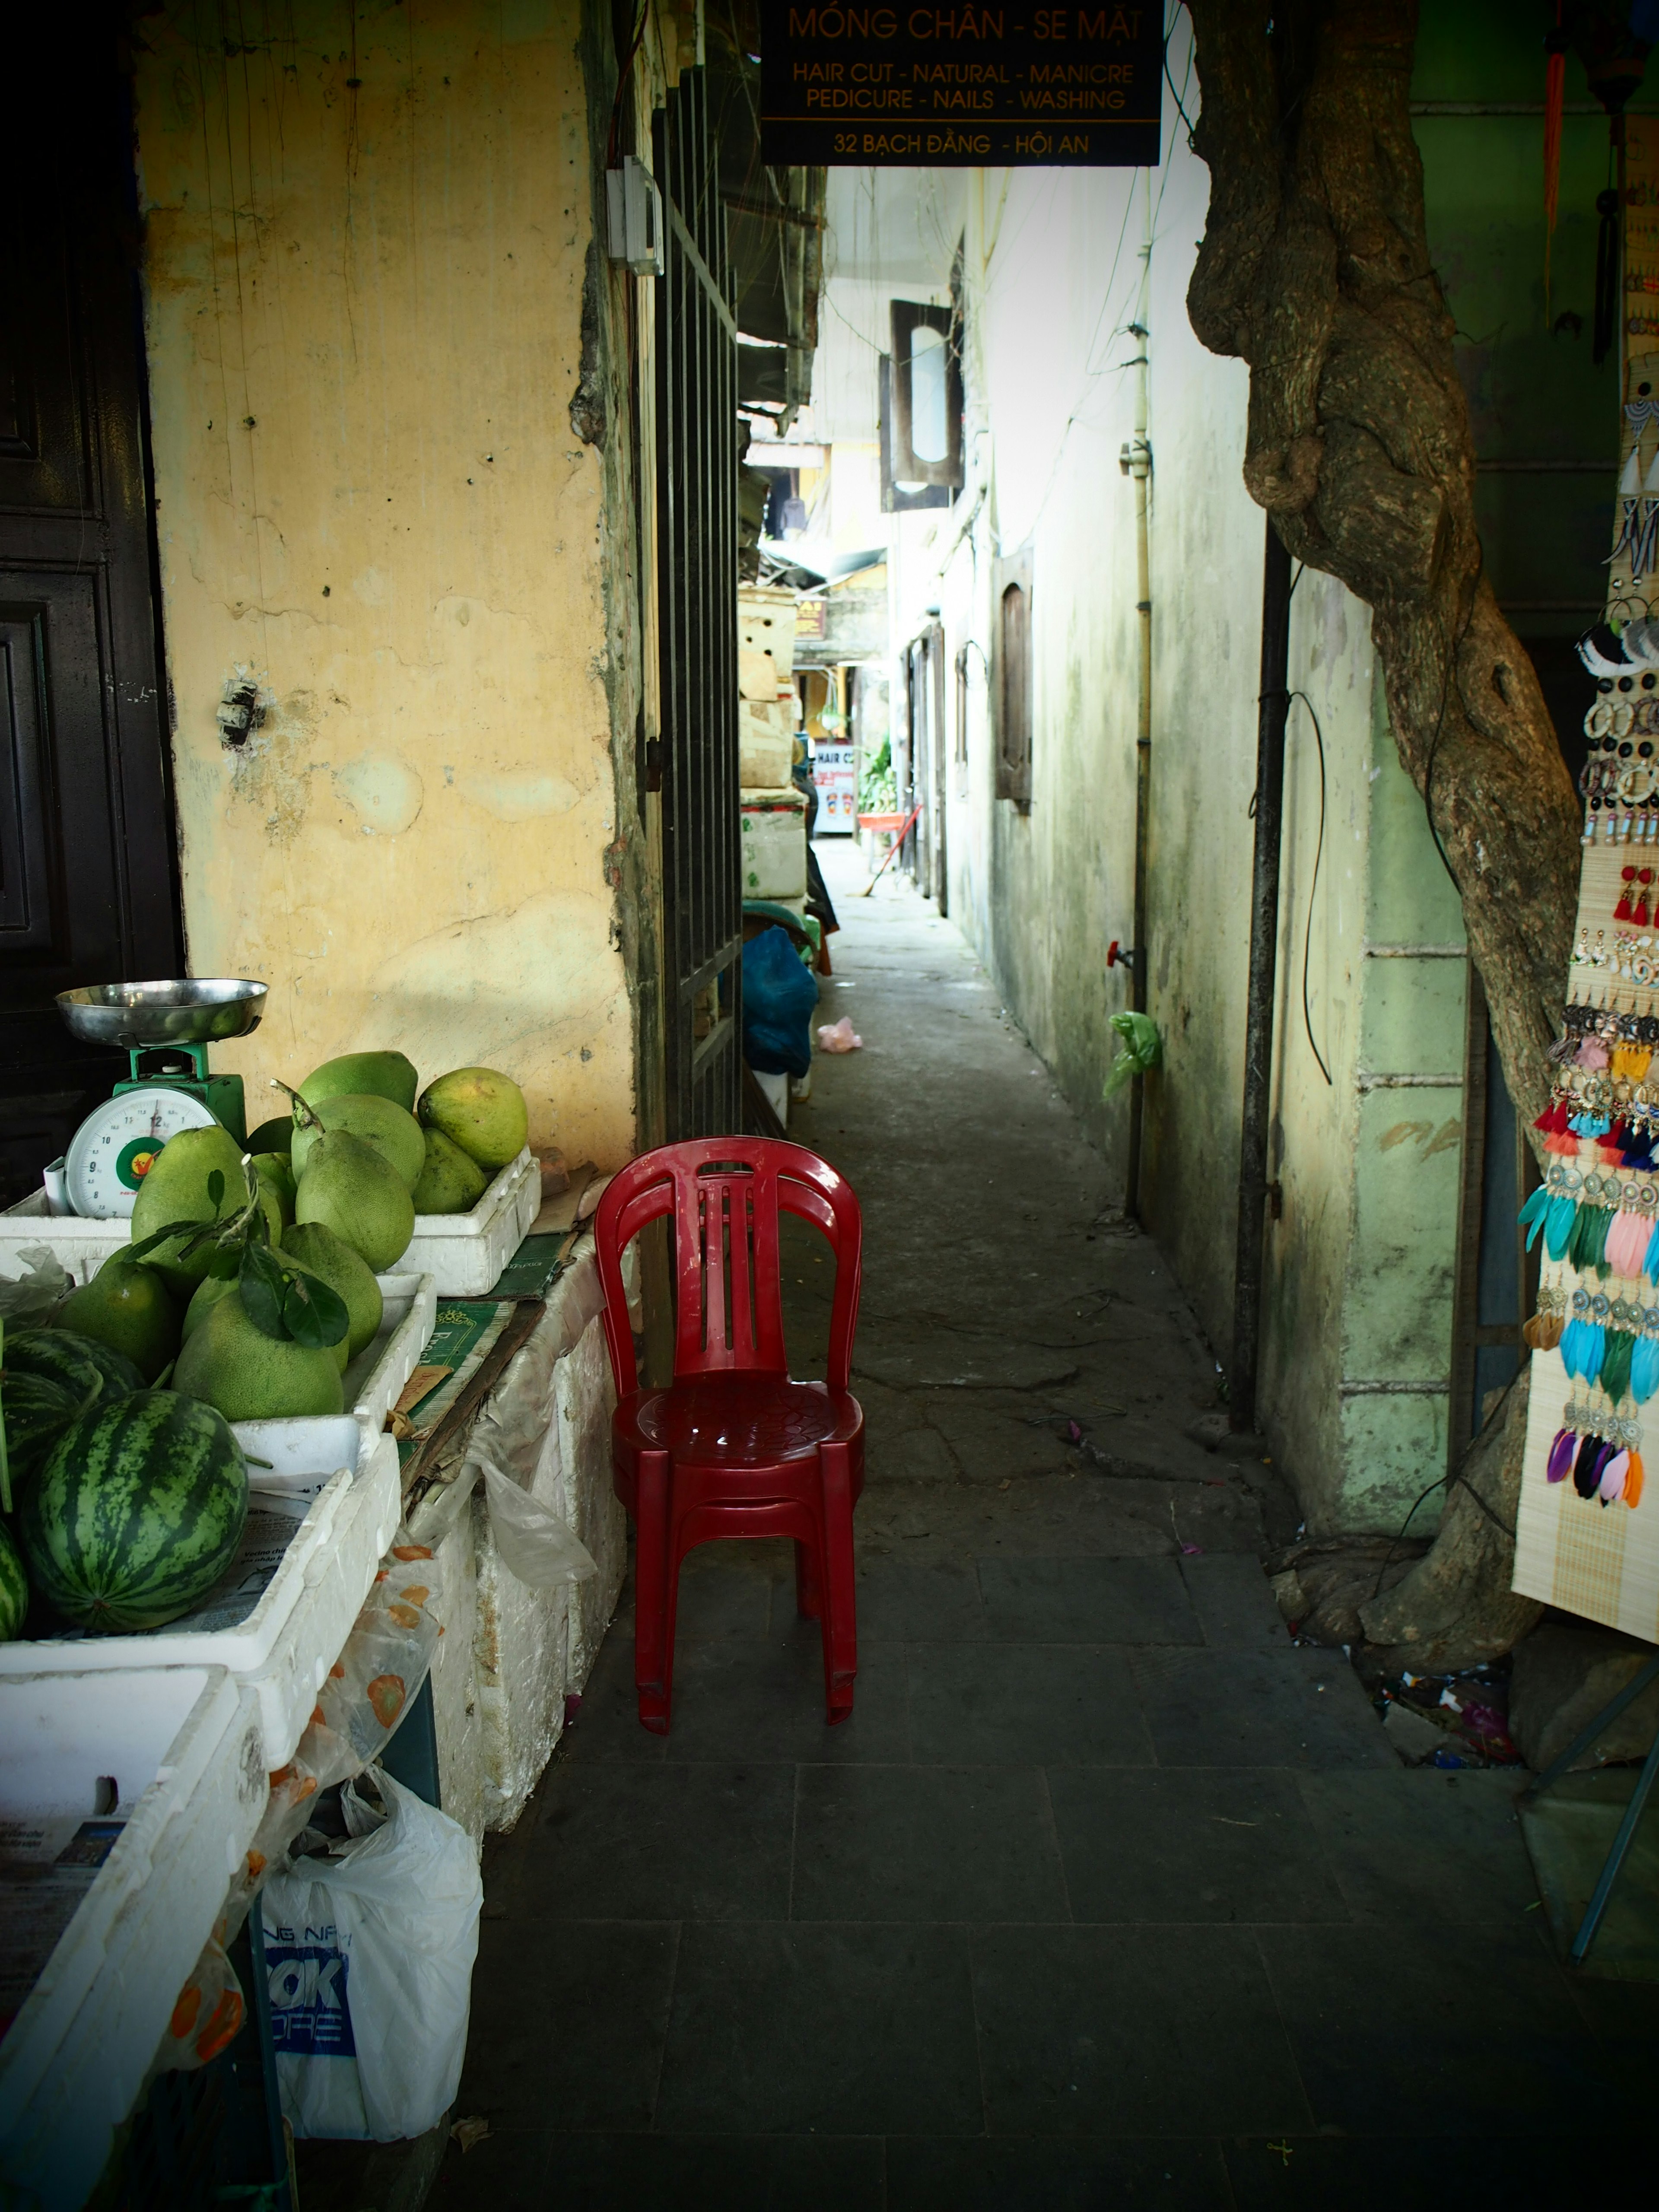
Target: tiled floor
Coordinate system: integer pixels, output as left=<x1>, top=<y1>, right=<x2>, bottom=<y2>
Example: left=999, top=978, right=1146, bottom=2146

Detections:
left=432, top=850, right=1658, bottom=2209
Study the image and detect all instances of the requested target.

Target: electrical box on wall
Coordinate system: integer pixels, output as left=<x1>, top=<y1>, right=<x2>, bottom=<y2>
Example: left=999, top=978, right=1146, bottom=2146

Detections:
left=606, top=156, right=664, bottom=277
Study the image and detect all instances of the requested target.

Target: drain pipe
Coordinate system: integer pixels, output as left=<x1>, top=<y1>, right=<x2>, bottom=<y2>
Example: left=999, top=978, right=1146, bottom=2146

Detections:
left=1229, top=519, right=1294, bottom=1433
left=1122, top=172, right=1154, bottom=1219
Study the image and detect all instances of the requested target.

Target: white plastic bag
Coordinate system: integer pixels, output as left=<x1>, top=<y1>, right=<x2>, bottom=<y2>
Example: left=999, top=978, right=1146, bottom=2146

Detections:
left=479, top=1456, right=598, bottom=1588
left=0, top=1244, right=71, bottom=1323
left=259, top=1767, right=482, bottom=2141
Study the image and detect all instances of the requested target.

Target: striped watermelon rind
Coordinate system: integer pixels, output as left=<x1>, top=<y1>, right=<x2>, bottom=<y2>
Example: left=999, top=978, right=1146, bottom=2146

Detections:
left=0, top=1522, right=26, bottom=1641
left=8, top=1328, right=144, bottom=1408
left=22, top=1390, right=248, bottom=1634
left=0, top=1373, right=83, bottom=1496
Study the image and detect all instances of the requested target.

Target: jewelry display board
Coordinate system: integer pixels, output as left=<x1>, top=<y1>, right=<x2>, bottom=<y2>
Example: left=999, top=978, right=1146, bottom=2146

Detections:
left=1515, top=125, right=1659, bottom=1638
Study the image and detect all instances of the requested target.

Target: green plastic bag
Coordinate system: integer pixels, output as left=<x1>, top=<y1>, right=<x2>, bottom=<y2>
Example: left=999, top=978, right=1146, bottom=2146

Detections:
left=1103, top=1011, right=1161, bottom=1099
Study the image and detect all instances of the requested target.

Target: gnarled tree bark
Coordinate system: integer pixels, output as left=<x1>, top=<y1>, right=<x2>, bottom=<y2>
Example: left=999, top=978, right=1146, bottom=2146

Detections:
left=1186, top=0, right=1580, bottom=1135
left=1185, top=1, right=1581, bottom=1657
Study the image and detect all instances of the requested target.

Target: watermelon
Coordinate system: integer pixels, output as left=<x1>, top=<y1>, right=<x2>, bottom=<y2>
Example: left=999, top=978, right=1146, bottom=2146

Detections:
left=0, top=1522, right=26, bottom=1640
left=0, top=1372, right=83, bottom=1496
left=21, top=1390, right=248, bottom=1634
left=8, top=1328, right=144, bottom=1409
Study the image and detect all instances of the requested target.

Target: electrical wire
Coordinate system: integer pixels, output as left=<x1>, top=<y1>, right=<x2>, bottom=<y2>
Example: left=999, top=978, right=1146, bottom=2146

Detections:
left=606, top=0, right=651, bottom=171
left=1285, top=689, right=1333, bottom=1086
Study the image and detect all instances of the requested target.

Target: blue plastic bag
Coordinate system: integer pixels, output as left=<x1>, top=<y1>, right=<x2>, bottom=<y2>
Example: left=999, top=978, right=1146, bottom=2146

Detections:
left=742, top=925, right=818, bottom=1079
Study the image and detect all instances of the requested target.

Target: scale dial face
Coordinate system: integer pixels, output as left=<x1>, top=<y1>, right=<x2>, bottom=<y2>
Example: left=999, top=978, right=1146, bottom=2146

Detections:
left=64, top=1087, right=221, bottom=1220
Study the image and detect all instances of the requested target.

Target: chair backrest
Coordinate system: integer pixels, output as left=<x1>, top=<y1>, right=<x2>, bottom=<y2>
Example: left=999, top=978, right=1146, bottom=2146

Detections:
left=593, top=1138, right=863, bottom=1398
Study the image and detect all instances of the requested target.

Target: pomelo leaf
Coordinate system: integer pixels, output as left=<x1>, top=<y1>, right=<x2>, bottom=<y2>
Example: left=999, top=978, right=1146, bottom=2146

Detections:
left=281, top=1269, right=349, bottom=1351
left=238, top=1244, right=290, bottom=1341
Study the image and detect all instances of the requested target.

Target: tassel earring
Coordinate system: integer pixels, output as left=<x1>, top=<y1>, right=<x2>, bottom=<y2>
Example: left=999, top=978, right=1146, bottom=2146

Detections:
left=1617, top=864, right=1637, bottom=920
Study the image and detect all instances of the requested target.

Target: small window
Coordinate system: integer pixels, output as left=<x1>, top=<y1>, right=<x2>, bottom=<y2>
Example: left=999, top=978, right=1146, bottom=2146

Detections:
left=995, top=549, right=1033, bottom=807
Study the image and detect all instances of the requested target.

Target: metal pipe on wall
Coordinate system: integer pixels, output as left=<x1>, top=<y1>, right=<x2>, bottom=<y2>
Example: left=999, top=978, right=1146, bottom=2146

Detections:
left=1125, top=171, right=1154, bottom=1219
left=1230, top=518, right=1294, bottom=1433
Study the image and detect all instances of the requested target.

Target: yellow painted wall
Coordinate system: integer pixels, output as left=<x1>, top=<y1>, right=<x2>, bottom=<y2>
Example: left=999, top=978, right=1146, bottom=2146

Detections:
left=133, top=0, right=640, bottom=1165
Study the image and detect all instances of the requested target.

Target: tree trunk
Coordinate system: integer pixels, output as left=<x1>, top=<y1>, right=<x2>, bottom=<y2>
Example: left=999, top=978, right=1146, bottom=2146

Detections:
left=1185, top=0, right=1581, bottom=1137
left=1185, top=1, right=1578, bottom=1663
left=1359, top=1369, right=1544, bottom=1669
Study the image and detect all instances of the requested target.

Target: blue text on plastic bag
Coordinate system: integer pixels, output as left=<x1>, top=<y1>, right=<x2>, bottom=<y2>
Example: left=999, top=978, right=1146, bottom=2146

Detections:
left=742, top=925, right=819, bottom=1079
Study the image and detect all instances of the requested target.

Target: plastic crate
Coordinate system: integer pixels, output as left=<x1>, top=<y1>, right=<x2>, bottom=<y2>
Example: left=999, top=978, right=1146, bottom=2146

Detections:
left=0, top=1192, right=127, bottom=1282
left=0, top=1431, right=401, bottom=1767
left=345, top=1270, right=437, bottom=1438
left=403, top=1146, right=539, bottom=1294
left=0, top=1663, right=267, bottom=2211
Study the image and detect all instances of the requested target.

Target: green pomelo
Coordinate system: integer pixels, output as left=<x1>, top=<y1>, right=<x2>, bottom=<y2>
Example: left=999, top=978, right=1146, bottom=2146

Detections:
left=7, top=1327, right=144, bottom=1407
left=418, top=1066, right=528, bottom=1173
left=252, top=1152, right=297, bottom=1225
left=129, top=1122, right=249, bottom=1294
left=411, top=1125, right=489, bottom=1216
left=181, top=1265, right=247, bottom=1344
left=0, top=1523, right=28, bottom=1641
left=294, top=1130, right=415, bottom=1273
left=21, top=1390, right=247, bottom=1634
left=0, top=1373, right=83, bottom=1499
left=280, top=1222, right=383, bottom=1360
left=300, top=1050, right=419, bottom=1113
left=290, top=1093, right=425, bottom=1191
left=55, top=1256, right=181, bottom=1385
left=172, top=1288, right=346, bottom=1422
left=245, top=1116, right=293, bottom=1157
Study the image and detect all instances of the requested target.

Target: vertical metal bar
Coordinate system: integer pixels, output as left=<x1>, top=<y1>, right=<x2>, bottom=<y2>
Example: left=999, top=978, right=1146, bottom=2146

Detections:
left=1229, top=517, right=1293, bottom=1433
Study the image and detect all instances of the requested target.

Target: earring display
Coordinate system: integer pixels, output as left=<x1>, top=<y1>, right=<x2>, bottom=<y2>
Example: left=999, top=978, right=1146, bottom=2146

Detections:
left=1514, top=469, right=1659, bottom=1634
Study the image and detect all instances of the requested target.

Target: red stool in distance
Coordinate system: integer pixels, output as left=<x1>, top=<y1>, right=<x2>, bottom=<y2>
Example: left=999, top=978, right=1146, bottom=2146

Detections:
left=593, top=1139, right=865, bottom=1734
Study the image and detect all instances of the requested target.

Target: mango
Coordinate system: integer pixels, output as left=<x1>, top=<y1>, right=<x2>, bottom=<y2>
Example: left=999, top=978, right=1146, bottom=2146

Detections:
left=411, top=1126, right=489, bottom=1216
left=301, top=1050, right=419, bottom=1113
left=418, top=1066, right=528, bottom=1173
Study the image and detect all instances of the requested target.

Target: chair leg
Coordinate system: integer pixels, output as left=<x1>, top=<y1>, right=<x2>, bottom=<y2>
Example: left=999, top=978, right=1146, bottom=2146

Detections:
left=632, top=1449, right=674, bottom=1734
left=818, top=1440, right=858, bottom=1725
left=795, top=1537, right=823, bottom=1619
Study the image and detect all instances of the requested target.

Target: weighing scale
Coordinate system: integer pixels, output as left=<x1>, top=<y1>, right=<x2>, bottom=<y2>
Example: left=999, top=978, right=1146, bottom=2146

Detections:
left=48, top=979, right=268, bottom=1220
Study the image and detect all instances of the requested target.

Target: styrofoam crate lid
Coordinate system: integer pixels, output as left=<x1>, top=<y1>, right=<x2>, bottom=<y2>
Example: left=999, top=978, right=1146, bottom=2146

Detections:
left=0, top=1663, right=266, bottom=2209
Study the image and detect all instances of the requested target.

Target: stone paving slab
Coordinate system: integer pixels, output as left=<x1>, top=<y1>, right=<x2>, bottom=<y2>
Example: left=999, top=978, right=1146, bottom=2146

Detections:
left=433, top=852, right=1645, bottom=2206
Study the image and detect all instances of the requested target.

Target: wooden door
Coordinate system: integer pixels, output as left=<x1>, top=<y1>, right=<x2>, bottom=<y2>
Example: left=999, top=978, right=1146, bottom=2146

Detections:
left=0, top=25, right=181, bottom=1202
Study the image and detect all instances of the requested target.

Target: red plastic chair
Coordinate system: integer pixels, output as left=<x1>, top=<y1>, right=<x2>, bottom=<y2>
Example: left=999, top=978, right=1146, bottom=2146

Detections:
left=593, top=1138, right=865, bottom=1734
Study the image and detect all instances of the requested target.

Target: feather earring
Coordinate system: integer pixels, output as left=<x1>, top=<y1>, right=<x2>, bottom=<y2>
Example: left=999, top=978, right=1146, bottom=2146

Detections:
left=1547, top=1427, right=1579, bottom=1483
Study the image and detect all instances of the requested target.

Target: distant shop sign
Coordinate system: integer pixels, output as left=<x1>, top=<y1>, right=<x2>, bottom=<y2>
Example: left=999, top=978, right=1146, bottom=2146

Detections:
left=760, top=2, right=1162, bottom=168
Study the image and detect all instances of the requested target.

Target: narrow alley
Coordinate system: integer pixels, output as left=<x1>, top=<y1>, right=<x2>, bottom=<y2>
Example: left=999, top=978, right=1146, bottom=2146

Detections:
left=429, top=849, right=1646, bottom=2211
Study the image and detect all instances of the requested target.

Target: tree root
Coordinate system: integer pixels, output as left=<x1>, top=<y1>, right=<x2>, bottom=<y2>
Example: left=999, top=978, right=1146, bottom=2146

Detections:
left=1358, top=1370, right=1542, bottom=1673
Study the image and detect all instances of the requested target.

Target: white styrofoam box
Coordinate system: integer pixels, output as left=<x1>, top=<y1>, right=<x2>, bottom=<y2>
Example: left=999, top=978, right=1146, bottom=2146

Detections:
left=741, top=790, right=808, bottom=900
left=0, top=1431, right=401, bottom=1767
left=0, top=1194, right=127, bottom=1286
left=404, top=1145, right=538, bottom=1297
left=738, top=581, right=799, bottom=673
left=739, top=698, right=794, bottom=790
left=0, top=1663, right=266, bottom=2211
left=0, top=1198, right=439, bottom=1411
left=348, top=1269, right=437, bottom=1437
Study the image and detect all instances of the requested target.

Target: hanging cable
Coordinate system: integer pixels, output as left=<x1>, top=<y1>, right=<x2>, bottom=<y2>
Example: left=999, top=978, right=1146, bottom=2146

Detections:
left=1287, top=689, right=1333, bottom=1087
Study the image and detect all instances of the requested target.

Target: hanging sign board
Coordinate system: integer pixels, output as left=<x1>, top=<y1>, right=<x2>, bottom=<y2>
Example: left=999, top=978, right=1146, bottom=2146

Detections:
left=760, top=1, right=1163, bottom=168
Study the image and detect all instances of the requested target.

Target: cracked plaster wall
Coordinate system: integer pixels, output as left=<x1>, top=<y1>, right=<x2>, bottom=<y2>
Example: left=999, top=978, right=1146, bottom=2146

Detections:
left=133, top=0, right=639, bottom=1163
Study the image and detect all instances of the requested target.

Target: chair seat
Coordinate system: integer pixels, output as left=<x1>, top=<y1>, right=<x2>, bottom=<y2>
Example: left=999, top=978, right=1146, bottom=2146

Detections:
left=617, top=1375, right=862, bottom=1468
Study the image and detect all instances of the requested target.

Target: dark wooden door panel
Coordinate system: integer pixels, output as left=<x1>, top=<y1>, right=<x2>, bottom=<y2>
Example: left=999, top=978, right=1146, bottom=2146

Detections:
left=0, top=19, right=181, bottom=1203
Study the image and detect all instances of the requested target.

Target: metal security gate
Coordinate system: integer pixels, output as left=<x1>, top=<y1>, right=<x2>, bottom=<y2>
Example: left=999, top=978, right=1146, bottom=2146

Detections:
left=656, top=69, right=741, bottom=1139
